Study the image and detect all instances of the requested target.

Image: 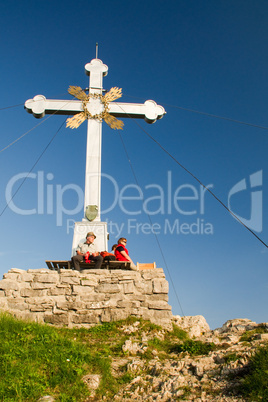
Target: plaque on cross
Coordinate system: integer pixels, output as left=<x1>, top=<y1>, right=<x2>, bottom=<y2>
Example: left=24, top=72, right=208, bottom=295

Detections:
left=25, top=57, right=166, bottom=252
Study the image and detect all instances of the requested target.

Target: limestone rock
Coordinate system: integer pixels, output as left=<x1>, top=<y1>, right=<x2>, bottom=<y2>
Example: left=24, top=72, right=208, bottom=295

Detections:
left=173, top=315, right=210, bottom=337
left=82, top=373, right=101, bottom=397
left=215, top=318, right=258, bottom=334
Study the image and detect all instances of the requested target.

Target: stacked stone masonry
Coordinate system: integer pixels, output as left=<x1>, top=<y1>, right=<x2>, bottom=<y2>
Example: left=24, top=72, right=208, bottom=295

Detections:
left=0, top=268, right=172, bottom=328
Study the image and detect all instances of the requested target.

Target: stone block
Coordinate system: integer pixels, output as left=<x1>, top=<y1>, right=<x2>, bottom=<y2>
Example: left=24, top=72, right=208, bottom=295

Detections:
left=152, top=278, right=169, bottom=294
left=140, top=301, right=149, bottom=308
left=141, top=269, right=165, bottom=280
left=48, top=287, right=72, bottom=296
left=3, top=273, right=19, bottom=281
left=101, top=309, right=111, bottom=322
left=59, top=269, right=78, bottom=276
left=7, top=299, right=27, bottom=311
left=19, top=273, right=34, bottom=282
left=65, top=295, right=77, bottom=302
left=3, top=290, right=14, bottom=297
left=110, top=308, right=132, bottom=321
left=103, top=299, right=120, bottom=308
left=29, top=299, right=54, bottom=311
left=117, top=300, right=140, bottom=309
left=96, top=283, right=121, bottom=294
left=44, top=313, right=69, bottom=325
left=80, top=278, right=98, bottom=287
left=99, top=277, right=118, bottom=284
left=134, top=280, right=152, bottom=294
left=81, top=269, right=108, bottom=276
left=20, top=289, right=46, bottom=298
left=57, top=301, right=85, bottom=311
left=31, top=282, right=54, bottom=290
left=128, top=294, right=146, bottom=302
left=0, top=280, right=19, bottom=291
left=72, top=285, right=94, bottom=295
left=28, top=269, right=50, bottom=273
left=80, top=294, right=106, bottom=302
left=152, top=309, right=173, bottom=320
left=29, top=305, right=46, bottom=312
left=85, top=301, right=105, bottom=309
left=27, top=296, right=54, bottom=305
left=116, top=272, right=139, bottom=280
left=72, top=313, right=99, bottom=324
left=33, top=274, right=58, bottom=283
left=9, top=268, right=27, bottom=274
left=147, top=294, right=169, bottom=302
left=60, top=276, right=80, bottom=285
left=123, top=281, right=135, bottom=294
left=148, top=301, right=172, bottom=310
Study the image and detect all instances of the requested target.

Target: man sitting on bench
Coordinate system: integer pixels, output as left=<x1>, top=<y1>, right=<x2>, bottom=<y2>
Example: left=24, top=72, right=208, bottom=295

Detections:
left=72, top=232, right=103, bottom=271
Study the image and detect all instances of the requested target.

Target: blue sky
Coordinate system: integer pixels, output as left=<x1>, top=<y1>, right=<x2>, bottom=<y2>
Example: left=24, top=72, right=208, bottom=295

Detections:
left=0, top=0, right=267, bottom=329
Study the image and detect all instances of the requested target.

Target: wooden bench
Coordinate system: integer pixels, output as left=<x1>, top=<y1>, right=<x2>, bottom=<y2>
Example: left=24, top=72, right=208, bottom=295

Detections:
left=45, top=260, right=131, bottom=271
left=46, top=260, right=72, bottom=270
left=136, top=262, right=156, bottom=270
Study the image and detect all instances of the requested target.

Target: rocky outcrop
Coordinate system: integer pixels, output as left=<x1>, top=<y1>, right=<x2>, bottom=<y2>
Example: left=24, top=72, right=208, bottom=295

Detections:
left=173, top=314, right=210, bottom=337
left=0, top=268, right=172, bottom=328
left=112, top=318, right=268, bottom=401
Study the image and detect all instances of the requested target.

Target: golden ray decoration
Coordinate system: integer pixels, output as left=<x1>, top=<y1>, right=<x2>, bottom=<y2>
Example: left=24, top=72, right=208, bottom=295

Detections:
left=66, top=86, right=124, bottom=130
left=68, top=86, right=89, bottom=101
left=66, top=112, right=87, bottom=129
left=104, top=87, right=122, bottom=102
left=104, top=113, right=124, bottom=130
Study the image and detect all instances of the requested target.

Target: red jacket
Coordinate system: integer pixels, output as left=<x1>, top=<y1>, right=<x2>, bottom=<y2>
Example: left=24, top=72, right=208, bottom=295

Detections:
left=115, top=244, right=128, bottom=261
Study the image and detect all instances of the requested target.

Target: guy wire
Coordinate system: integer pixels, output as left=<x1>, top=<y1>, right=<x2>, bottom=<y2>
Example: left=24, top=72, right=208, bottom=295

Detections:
left=118, top=131, right=186, bottom=317
left=114, top=102, right=268, bottom=250
left=0, top=119, right=67, bottom=218
left=0, top=100, right=78, bottom=154
left=123, top=94, right=268, bottom=131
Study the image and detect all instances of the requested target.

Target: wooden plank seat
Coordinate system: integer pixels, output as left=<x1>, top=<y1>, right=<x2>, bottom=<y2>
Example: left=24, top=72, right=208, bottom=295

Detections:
left=136, top=262, right=156, bottom=270
left=45, top=260, right=131, bottom=271
left=107, top=261, right=131, bottom=270
left=45, top=260, right=71, bottom=270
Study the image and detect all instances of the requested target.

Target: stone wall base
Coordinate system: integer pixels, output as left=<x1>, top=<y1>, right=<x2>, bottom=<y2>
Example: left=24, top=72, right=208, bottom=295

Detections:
left=0, top=268, right=172, bottom=329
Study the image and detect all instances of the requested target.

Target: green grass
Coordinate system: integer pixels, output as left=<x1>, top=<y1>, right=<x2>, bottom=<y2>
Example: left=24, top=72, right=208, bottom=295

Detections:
left=223, top=352, right=239, bottom=364
left=0, top=313, right=94, bottom=401
left=1, top=313, right=267, bottom=401
left=239, top=344, right=268, bottom=401
left=0, top=314, right=170, bottom=400
left=170, top=339, right=216, bottom=356
left=239, top=325, right=268, bottom=343
left=0, top=313, right=129, bottom=401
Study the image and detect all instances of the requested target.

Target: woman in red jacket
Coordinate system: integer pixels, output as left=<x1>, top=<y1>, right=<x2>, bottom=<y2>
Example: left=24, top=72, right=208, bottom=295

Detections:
left=115, top=237, right=137, bottom=270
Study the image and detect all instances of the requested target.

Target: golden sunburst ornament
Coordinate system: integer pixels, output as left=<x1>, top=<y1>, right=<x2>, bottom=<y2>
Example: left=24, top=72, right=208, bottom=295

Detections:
left=66, top=86, right=124, bottom=130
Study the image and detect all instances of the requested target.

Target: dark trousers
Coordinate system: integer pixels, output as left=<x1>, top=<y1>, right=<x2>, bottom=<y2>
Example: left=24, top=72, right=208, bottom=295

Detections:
left=72, top=254, right=103, bottom=271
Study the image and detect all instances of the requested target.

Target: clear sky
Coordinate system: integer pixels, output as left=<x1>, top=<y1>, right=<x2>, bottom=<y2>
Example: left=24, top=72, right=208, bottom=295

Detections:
left=0, top=0, right=267, bottom=329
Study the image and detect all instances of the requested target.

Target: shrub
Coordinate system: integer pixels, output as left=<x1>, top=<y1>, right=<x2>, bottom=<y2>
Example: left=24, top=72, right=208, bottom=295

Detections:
left=170, top=339, right=216, bottom=356
left=239, top=345, right=268, bottom=401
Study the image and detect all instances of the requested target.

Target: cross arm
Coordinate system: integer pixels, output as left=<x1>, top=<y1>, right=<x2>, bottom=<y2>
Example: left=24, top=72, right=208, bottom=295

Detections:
left=25, top=95, right=83, bottom=118
left=108, top=100, right=166, bottom=123
left=25, top=95, right=166, bottom=124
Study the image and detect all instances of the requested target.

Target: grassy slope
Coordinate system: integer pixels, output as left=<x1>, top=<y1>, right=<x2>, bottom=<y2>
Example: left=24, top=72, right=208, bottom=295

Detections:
left=0, top=313, right=267, bottom=401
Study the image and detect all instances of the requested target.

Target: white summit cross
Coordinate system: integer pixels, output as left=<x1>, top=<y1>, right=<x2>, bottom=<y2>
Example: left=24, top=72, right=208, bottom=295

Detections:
left=25, top=57, right=166, bottom=252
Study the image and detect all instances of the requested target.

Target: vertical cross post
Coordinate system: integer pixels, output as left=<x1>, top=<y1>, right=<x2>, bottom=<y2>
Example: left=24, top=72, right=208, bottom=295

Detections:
left=84, top=58, right=108, bottom=222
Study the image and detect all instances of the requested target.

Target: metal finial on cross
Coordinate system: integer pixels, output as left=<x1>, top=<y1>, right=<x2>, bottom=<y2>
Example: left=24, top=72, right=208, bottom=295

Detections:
left=96, top=42, right=98, bottom=59
left=25, top=57, right=166, bottom=251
